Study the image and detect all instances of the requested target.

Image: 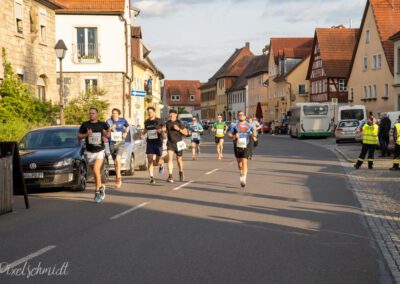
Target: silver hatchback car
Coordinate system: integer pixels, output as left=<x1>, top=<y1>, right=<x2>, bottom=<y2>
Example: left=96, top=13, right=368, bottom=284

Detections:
left=335, top=119, right=359, bottom=143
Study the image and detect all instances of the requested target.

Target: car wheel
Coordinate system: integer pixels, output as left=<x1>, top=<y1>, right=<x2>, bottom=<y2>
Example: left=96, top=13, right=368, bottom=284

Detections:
left=73, top=163, right=87, bottom=191
left=124, top=155, right=135, bottom=176
left=101, top=157, right=110, bottom=184
left=336, top=140, right=341, bottom=144
left=139, top=156, right=148, bottom=171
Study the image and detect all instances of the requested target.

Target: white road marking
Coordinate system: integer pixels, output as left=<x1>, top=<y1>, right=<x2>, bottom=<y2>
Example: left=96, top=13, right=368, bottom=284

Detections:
left=0, top=245, right=56, bottom=272
left=173, top=181, right=194, bottom=191
left=110, top=202, right=151, bottom=220
left=206, top=168, right=219, bottom=175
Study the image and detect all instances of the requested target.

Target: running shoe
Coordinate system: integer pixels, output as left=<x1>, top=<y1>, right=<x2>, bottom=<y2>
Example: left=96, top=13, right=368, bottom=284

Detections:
left=167, top=175, right=174, bottom=183
left=94, top=191, right=101, bottom=203
left=158, top=164, right=164, bottom=175
left=240, top=176, right=246, bottom=188
left=99, top=185, right=106, bottom=200
left=150, top=176, right=156, bottom=184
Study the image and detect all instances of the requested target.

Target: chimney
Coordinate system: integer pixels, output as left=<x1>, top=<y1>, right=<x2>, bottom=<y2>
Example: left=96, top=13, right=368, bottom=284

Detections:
left=245, top=42, right=250, bottom=49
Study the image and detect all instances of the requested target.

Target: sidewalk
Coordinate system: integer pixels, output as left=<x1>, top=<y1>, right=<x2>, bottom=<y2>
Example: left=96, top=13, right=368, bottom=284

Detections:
left=335, top=142, right=400, bottom=282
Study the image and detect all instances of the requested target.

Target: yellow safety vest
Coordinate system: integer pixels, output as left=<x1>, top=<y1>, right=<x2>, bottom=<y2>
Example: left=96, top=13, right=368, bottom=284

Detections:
left=362, top=124, right=378, bottom=145
left=395, top=123, right=400, bottom=145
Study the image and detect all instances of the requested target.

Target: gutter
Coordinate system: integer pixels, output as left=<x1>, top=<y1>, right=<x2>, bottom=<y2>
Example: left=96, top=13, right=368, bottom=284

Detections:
left=119, top=13, right=132, bottom=118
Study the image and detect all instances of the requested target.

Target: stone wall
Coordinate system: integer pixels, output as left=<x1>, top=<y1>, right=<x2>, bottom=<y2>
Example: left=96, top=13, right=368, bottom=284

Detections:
left=0, top=0, right=57, bottom=103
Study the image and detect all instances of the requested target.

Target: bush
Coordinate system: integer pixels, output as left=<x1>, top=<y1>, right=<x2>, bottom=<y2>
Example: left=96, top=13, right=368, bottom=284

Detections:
left=0, top=121, right=38, bottom=142
left=64, top=88, right=110, bottom=125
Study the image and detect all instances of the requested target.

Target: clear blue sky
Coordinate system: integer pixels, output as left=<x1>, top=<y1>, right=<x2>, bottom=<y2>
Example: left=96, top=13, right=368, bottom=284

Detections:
left=134, top=0, right=366, bottom=82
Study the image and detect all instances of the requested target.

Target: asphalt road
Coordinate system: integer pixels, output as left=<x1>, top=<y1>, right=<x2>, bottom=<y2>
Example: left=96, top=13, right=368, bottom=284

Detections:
left=0, top=133, right=392, bottom=283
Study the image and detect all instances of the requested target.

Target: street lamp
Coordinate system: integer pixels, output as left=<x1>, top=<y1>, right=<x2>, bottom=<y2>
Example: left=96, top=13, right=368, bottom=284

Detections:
left=55, top=40, right=67, bottom=125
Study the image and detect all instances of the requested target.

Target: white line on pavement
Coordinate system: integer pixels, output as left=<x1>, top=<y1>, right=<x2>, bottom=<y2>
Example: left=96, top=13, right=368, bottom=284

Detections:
left=110, top=202, right=151, bottom=220
left=206, top=168, right=219, bottom=175
left=173, top=181, right=194, bottom=191
left=0, top=245, right=57, bottom=273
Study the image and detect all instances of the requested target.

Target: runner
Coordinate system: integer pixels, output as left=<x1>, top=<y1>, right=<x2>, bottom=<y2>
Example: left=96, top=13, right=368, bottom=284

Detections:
left=106, top=108, right=130, bottom=189
left=190, top=117, right=204, bottom=160
left=247, top=116, right=262, bottom=160
left=228, top=111, right=257, bottom=188
left=211, top=115, right=227, bottom=160
left=144, top=106, right=164, bottom=184
left=77, top=107, right=110, bottom=203
left=164, top=109, right=189, bottom=183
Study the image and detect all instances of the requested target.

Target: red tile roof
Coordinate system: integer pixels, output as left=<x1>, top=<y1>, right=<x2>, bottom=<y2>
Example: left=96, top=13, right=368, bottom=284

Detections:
left=164, top=80, right=202, bottom=107
left=308, top=28, right=359, bottom=78
left=270, top=38, right=313, bottom=64
left=55, top=0, right=125, bottom=13
left=228, top=54, right=269, bottom=92
left=200, top=44, right=254, bottom=90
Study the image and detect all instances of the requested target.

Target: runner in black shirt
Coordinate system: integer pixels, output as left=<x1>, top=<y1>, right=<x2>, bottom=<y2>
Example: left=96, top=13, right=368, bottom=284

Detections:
left=77, top=107, right=110, bottom=203
left=144, top=106, right=164, bottom=184
left=164, top=109, right=188, bottom=183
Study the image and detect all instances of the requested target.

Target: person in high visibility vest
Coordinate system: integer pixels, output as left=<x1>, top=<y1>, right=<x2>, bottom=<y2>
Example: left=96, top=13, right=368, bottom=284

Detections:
left=354, top=116, right=379, bottom=170
left=390, top=116, right=400, bottom=170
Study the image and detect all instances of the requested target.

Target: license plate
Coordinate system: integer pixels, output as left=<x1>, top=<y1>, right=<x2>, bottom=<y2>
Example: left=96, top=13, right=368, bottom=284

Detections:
left=24, top=172, right=44, bottom=179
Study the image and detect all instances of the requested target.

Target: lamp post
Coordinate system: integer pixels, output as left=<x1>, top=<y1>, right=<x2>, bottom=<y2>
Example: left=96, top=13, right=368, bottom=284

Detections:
left=55, top=40, right=67, bottom=125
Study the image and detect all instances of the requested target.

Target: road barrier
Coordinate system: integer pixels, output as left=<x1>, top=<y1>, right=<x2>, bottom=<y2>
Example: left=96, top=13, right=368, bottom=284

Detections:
left=0, top=155, right=13, bottom=215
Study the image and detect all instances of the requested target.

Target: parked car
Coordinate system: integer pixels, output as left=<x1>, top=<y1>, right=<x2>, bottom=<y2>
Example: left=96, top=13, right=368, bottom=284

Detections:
left=335, top=120, right=359, bottom=143
left=262, top=122, right=271, bottom=133
left=201, top=120, right=209, bottom=130
left=105, top=126, right=148, bottom=175
left=275, top=118, right=289, bottom=134
left=18, top=126, right=99, bottom=191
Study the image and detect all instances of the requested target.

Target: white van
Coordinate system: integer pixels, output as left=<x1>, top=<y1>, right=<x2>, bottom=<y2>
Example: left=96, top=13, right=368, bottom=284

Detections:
left=338, top=105, right=367, bottom=122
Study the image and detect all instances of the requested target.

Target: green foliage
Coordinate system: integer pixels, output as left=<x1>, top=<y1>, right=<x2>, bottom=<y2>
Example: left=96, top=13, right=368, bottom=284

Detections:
left=64, top=88, right=110, bottom=125
left=178, top=107, right=189, bottom=114
left=0, top=48, right=57, bottom=141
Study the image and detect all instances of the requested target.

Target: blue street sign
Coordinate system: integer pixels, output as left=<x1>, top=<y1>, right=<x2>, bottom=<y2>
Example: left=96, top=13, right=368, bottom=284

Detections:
left=131, top=90, right=146, bottom=97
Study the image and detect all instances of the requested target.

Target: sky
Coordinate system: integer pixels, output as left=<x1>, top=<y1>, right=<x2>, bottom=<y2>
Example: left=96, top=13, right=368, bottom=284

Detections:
left=134, top=0, right=366, bottom=82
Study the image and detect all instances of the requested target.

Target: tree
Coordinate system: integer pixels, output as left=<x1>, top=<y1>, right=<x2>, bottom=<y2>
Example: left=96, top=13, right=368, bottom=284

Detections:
left=64, top=88, right=110, bottom=124
left=178, top=107, right=189, bottom=114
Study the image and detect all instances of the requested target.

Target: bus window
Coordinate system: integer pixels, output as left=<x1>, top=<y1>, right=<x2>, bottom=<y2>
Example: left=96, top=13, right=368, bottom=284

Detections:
left=303, top=106, right=329, bottom=116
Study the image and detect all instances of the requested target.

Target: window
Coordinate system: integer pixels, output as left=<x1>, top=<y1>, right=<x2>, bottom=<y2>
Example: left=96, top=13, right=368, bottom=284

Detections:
left=384, top=83, right=389, bottom=98
left=84, top=79, right=97, bottom=93
left=373, top=85, right=377, bottom=98
left=37, top=76, right=46, bottom=101
left=339, top=79, right=347, bottom=92
left=372, top=54, right=381, bottom=70
left=190, top=95, right=195, bottom=101
left=366, top=29, right=370, bottom=44
left=303, top=105, right=329, bottom=116
left=298, top=84, right=306, bottom=95
left=15, top=0, right=23, bottom=34
left=77, top=27, right=98, bottom=60
left=350, top=88, right=354, bottom=101
left=363, top=56, right=368, bottom=71
left=363, top=86, right=368, bottom=99
left=39, top=9, right=46, bottom=43
left=171, top=95, right=180, bottom=101
left=369, top=85, right=372, bottom=98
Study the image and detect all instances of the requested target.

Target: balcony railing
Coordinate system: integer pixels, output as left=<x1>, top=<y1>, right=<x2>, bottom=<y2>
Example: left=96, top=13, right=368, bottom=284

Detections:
left=72, top=43, right=101, bottom=64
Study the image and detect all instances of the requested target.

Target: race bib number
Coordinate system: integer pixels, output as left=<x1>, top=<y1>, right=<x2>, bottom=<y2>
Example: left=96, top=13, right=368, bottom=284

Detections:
left=148, top=129, right=158, bottom=140
left=216, top=129, right=224, bottom=135
left=177, top=141, right=186, bottom=151
left=192, top=132, right=199, bottom=139
left=111, top=131, right=123, bottom=142
left=88, top=133, right=102, bottom=145
left=237, top=137, right=247, bottom=149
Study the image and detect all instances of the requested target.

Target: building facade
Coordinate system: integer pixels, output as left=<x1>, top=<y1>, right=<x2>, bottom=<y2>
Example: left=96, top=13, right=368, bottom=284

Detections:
left=347, top=0, right=400, bottom=115
left=267, top=38, right=313, bottom=120
left=55, top=0, right=137, bottom=119
left=200, top=84, right=217, bottom=120
left=307, top=27, right=359, bottom=104
left=391, top=31, right=400, bottom=110
left=164, top=80, right=202, bottom=118
left=0, top=0, right=60, bottom=102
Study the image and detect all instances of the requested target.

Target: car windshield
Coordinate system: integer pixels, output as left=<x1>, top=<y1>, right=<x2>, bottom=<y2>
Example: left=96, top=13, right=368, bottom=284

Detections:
left=19, top=128, right=80, bottom=150
left=303, top=105, right=329, bottom=116
left=339, top=121, right=359, bottom=128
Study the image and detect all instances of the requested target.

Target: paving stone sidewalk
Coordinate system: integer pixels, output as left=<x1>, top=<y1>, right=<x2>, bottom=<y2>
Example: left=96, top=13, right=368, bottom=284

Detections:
left=308, top=140, right=400, bottom=283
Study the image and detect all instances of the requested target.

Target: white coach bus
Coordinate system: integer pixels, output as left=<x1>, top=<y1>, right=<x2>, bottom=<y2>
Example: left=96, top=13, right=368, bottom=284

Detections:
left=288, top=103, right=332, bottom=138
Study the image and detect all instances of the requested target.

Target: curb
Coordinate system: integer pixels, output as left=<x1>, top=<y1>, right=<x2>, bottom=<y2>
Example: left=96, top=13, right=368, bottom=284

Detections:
left=334, top=145, right=356, bottom=164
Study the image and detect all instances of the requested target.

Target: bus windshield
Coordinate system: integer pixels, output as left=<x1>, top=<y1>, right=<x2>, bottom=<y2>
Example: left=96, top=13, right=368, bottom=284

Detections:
left=303, top=105, right=329, bottom=116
